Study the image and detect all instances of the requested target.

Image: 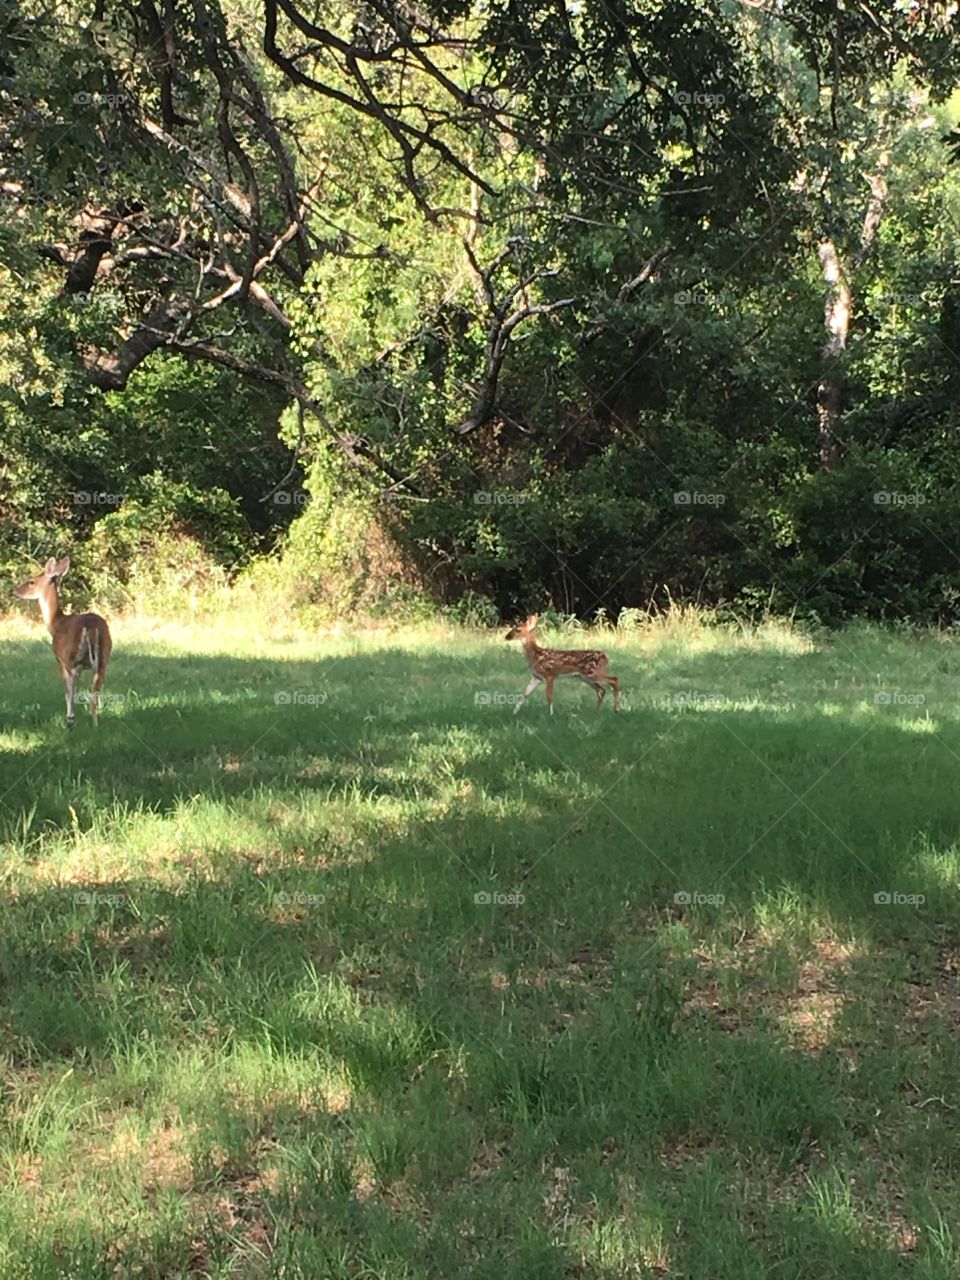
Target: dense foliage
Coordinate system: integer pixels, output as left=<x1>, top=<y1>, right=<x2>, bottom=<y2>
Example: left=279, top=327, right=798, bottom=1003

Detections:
left=2, top=0, right=960, bottom=622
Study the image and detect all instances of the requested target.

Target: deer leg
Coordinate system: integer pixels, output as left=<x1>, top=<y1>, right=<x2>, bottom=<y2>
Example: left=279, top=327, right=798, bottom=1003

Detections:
left=90, top=670, right=105, bottom=727
left=62, top=667, right=76, bottom=729
left=514, top=674, right=542, bottom=714
left=605, top=675, right=621, bottom=711
left=545, top=674, right=555, bottom=714
left=578, top=673, right=606, bottom=709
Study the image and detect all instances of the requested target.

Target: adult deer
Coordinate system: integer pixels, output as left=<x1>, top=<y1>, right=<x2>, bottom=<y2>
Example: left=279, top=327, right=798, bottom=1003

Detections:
left=506, top=613, right=621, bottom=714
left=14, top=557, right=112, bottom=729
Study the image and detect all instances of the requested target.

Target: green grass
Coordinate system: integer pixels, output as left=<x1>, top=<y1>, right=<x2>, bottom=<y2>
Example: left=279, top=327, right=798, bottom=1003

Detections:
left=1, top=609, right=960, bottom=1278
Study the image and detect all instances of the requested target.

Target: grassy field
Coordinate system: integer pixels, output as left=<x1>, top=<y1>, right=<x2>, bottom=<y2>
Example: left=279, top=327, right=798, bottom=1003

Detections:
left=1, top=609, right=960, bottom=1278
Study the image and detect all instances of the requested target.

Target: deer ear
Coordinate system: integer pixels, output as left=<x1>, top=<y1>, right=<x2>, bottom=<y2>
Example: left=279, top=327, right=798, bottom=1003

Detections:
left=527, top=613, right=539, bottom=627
left=53, top=556, right=70, bottom=577
left=44, top=558, right=57, bottom=577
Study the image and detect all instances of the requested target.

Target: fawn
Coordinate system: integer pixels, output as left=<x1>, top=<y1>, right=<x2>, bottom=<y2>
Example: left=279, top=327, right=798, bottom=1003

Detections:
left=15, top=557, right=113, bottom=728
left=506, top=613, right=621, bottom=713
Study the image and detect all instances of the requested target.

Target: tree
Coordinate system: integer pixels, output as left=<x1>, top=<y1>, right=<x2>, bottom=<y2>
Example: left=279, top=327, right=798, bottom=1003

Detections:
left=3, top=0, right=960, bottom=618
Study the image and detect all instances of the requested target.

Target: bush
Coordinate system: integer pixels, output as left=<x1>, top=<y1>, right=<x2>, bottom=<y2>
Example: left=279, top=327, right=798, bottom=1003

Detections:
left=234, top=462, right=428, bottom=622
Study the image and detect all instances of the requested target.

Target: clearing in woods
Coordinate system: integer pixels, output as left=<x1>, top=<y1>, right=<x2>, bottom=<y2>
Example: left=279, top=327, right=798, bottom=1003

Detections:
left=0, top=611, right=958, bottom=1278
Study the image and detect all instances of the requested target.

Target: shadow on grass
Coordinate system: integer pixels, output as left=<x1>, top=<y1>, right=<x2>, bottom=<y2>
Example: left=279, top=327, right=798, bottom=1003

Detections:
left=1, top=638, right=959, bottom=1276
left=1, top=639, right=958, bottom=905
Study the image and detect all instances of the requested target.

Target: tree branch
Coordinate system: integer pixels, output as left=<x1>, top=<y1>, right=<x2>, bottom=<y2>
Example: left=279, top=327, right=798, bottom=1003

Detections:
left=455, top=261, right=575, bottom=436
left=581, top=247, right=669, bottom=344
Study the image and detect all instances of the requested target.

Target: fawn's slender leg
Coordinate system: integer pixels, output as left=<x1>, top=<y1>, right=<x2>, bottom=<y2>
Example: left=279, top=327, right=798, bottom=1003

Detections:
left=545, top=674, right=555, bottom=714
left=515, top=674, right=542, bottom=713
left=605, top=675, right=621, bottom=711
left=577, top=673, right=604, bottom=709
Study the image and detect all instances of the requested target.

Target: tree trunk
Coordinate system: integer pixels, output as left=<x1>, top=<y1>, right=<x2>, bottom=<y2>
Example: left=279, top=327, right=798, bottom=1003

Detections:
left=816, top=238, right=849, bottom=471
left=815, top=169, right=887, bottom=470
left=81, top=298, right=190, bottom=390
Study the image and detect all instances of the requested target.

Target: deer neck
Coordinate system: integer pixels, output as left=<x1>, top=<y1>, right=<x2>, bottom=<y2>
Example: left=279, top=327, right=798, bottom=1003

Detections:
left=521, top=636, right=542, bottom=667
left=37, top=582, right=64, bottom=637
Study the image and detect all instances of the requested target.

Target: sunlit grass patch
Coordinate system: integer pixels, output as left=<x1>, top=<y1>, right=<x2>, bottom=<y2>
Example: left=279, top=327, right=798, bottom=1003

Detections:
left=0, top=612, right=959, bottom=1275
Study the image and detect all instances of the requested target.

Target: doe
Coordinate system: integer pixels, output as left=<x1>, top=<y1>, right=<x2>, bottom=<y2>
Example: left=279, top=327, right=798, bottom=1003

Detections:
left=15, top=557, right=112, bottom=728
left=506, top=613, right=621, bottom=714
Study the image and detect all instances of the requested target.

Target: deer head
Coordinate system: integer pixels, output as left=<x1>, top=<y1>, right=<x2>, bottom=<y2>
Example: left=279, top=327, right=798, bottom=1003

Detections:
left=506, top=613, right=539, bottom=641
left=15, top=557, right=70, bottom=599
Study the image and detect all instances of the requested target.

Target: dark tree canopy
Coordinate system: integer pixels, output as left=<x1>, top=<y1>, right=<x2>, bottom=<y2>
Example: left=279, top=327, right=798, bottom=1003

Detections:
left=2, top=0, right=960, bottom=620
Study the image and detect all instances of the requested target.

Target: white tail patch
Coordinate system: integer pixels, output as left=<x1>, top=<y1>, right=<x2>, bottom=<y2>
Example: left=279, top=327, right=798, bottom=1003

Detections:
left=75, top=626, right=98, bottom=671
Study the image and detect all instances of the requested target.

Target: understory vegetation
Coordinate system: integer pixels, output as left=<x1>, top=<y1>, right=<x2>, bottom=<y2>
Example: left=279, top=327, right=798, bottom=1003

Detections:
left=2, top=2, right=960, bottom=622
